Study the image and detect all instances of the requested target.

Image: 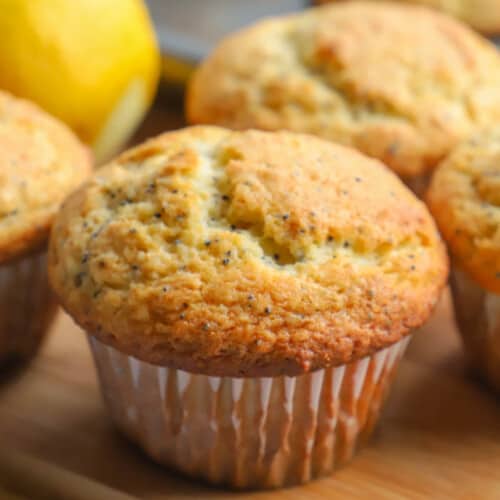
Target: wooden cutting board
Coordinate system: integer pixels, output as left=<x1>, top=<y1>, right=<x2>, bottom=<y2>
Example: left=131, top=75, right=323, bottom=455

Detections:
left=0, top=104, right=499, bottom=499
left=1, top=290, right=499, bottom=499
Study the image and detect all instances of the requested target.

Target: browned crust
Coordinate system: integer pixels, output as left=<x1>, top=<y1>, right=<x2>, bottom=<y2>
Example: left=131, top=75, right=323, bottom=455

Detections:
left=187, top=2, right=500, bottom=179
left=0, top=91, right=93, bottom=264
left=428, top=129, right=500, bottom=294
left=49, top=126, right=448, bottom=376
left=313, top=0, right=500, bottom=35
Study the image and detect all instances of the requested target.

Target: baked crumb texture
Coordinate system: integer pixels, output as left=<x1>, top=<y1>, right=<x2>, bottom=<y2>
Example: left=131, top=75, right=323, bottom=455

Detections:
left=187, top=1, right=500, bottom=180
left=49, top=126, right=448, bottom=376
left=314, top=0, right=500, bottom=35
left=0, top=91, right=92, bottom=263
left=428, top=129, right=500, bottom=294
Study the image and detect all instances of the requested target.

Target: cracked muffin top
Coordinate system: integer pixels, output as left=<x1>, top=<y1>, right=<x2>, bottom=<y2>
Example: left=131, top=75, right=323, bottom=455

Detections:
left=428, top=129, right=500, bottom=293
left=49, top=126, right=448, bottom=376
left=187, top=1, right=500, bottom=180
left=0, top=91, right=92, bottom=263
left=314, top=0, right=500, bottom=35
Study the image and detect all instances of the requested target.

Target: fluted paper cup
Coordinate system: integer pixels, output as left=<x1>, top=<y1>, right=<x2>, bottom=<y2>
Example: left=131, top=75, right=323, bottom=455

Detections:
left=0, top=252, right=58, bottom=366
left=89, top=335, right=410, bottom=489
left=451, top=268, right=500, bottom=392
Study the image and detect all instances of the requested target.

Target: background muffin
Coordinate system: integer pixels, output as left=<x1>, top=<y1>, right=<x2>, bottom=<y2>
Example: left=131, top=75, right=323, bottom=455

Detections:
left=0, top=90, right=91, bottom=365
left=49, top=126, right=447, bottom=488
left=428, top=129, right=500, bottom=392
left=314, top=0, right=500, bottom=35
left=187, top=2, right=500, bottom=191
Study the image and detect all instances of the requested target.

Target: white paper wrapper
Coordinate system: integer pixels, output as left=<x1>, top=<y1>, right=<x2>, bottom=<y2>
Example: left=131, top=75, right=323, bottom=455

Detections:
left=451, top=268, right=500, bottom=392
left=0, top=252, right=57, bottom=365
left=89, top=335, right=410, bottom=488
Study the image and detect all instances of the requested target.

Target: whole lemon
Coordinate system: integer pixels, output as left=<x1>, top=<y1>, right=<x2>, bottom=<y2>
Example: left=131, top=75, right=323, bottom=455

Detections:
left=0, top=0, right=160, bottom=162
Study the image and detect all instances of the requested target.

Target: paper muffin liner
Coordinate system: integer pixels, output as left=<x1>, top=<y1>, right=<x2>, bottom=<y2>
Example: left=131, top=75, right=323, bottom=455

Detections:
left=451, top=268, right=500, bottom=392
left=89, top=335, right=410, bottom=489
left=0, top=252, right=58, bottom=365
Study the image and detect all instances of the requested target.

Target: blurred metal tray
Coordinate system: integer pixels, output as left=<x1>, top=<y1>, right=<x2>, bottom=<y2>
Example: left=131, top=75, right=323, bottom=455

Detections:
left=147, top=1, right=499, bottom=86
left=146, top=0, right=309, bottom=85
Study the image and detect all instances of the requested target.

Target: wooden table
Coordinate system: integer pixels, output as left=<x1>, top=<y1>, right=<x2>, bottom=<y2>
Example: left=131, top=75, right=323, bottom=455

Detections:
left=1, top=101, right=499, bottom=499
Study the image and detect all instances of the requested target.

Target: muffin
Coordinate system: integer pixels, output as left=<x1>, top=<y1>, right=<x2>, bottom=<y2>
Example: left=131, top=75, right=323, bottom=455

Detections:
left=0, top=91, right=91, bottom=366
left=49, top=126, right=447, bottom=488
left=314, top=0, right=500, bottom=35
left=428, top=129, right=500, bottom=392
left=187, top=2, right=500, bottom=193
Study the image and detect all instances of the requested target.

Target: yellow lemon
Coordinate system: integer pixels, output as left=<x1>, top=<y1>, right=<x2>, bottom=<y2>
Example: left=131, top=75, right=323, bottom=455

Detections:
left=0, top=0, right=160, bottom=162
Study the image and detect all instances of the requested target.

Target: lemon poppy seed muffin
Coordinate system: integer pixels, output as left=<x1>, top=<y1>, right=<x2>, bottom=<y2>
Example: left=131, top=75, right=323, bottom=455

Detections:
left=428, top=129, right=500, bottom=392
left=49, top=126, right=447, bottom=375
left=49, top=126, right=447, bottom=487
left=187, top=2, right=500, bottom=191
left=314, top=0, right=500, bottom=35
left=0, top=92, right=92, bottom=261
left=0, top=90, right=92, bottom=365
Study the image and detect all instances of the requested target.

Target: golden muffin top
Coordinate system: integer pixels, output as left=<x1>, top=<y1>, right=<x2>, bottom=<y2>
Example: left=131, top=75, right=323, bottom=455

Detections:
left=187, top=1, right=500, bottom=180
left=0, top=91, right=92, bottom=263
left=49, top=126, right=448, bottom=376
left=428, top=129, right=500, bottom=293
left=314, top=0, right=500, bottom=35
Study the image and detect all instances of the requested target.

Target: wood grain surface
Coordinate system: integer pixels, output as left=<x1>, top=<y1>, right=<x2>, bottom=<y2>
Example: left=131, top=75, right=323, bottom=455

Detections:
left=0, top=102, right=499, bottom=499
